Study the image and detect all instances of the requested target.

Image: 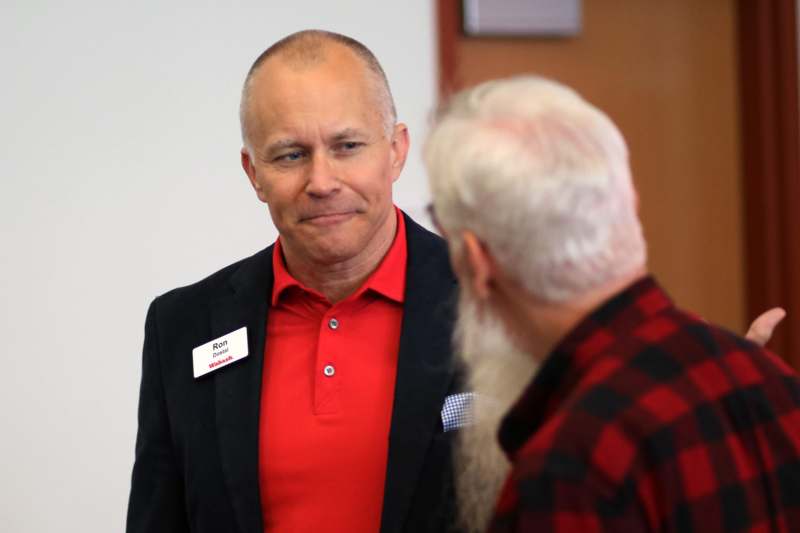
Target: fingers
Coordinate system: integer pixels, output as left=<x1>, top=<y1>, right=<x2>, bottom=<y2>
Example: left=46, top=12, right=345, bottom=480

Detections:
left=745, top=307, right=787, bottom=347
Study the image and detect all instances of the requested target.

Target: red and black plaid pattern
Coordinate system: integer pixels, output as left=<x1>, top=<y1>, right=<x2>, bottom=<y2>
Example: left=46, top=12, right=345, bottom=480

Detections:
left=489, top=276, right=800, bottom=532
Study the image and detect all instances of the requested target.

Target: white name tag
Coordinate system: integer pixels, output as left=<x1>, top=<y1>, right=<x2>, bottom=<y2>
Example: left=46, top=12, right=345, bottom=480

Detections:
left=192, top=327, right=248, bottom=378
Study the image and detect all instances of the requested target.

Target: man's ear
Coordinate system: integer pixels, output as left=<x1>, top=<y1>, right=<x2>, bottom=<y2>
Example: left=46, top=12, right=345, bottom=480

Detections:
left=461, top=231, right=495, bottom=301
left=241, top=148, right=267, bottom=203
left=388, top=123, right=410, bottom=183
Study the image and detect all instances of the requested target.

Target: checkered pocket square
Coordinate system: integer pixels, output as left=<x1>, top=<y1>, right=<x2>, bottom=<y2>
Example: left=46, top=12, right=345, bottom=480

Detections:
left=441, top=392, right=475, bottom=432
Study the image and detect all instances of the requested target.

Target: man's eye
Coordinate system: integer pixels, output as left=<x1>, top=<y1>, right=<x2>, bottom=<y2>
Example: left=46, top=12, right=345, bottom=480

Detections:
left=275, top=151, right=304, bottom=162
left=337, top=141, right=362, bottom=152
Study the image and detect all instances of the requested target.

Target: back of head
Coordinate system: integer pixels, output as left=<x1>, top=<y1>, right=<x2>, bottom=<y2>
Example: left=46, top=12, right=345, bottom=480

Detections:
left=424, top=76, right=647, bottom=302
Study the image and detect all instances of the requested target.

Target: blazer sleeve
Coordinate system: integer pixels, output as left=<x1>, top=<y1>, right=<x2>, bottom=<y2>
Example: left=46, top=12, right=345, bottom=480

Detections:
left=126, top=299, right=190, bottom=533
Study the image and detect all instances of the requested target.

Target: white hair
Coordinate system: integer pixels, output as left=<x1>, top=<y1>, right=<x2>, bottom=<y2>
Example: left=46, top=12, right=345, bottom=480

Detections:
left=424, top=76, right=646, bottom=302
left=452, top=287, right=537, bottom=532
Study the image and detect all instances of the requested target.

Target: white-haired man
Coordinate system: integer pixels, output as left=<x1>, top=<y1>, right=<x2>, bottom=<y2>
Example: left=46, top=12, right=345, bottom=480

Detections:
left=424, top=76, right=800, bottom=532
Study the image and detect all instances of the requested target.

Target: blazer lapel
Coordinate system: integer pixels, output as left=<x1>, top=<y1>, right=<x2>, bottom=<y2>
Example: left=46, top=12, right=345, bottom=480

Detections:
left=212, top=247, right=273, bottom=533
left=381, top=215, right=457, bottom=532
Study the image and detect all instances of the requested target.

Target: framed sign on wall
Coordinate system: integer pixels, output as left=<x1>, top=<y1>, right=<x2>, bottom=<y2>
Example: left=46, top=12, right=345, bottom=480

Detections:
left=462, top=0, right=582, bottom=37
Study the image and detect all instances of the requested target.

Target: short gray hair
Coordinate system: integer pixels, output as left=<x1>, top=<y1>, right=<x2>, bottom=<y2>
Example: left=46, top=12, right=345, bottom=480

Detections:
left=424, top=76, right=646, bottom=302
left=239, top=30, right=397, bottom=152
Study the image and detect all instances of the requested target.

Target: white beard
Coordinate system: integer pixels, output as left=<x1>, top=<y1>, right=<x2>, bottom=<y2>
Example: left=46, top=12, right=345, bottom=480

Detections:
left=453, top=288, right=538, bottom=532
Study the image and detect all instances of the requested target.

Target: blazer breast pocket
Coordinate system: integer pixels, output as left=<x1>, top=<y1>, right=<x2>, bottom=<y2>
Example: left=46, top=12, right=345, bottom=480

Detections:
left=440, top=392, right=475, bottom=432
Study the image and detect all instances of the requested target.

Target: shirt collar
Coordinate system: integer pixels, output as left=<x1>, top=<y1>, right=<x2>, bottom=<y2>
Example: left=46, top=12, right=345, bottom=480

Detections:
left=271, top=206, right=407, bottom=306
left=497, top=275, right=673, bottom=458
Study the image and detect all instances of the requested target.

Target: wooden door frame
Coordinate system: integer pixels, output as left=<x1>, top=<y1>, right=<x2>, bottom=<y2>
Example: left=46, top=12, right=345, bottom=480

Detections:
left=737, top=0, right=800, bottom=365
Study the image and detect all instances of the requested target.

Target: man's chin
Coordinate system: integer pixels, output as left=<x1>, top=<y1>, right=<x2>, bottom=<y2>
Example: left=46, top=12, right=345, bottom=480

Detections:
left=293, top=229, right=364, bottom=265
left=453, top=291, right=538, bottom=532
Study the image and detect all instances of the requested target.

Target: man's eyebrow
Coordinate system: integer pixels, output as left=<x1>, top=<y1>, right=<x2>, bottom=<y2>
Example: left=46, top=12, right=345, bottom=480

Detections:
left=265, top=139, right=304, bottom=152
left=329, top=128, right=367, bottom=142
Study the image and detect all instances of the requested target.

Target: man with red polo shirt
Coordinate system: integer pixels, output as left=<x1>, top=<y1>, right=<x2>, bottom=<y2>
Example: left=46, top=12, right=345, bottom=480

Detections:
left=127, top=31, right=463, bottom=532
left=424, top=75, right=800, bottom=532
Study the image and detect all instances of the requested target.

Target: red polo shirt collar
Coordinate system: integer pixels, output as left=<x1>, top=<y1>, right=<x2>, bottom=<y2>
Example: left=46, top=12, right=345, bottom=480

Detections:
left=270, top=206, right=407, bottom=305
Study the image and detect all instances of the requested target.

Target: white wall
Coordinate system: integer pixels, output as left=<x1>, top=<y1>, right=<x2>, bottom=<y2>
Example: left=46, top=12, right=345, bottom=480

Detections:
left=0, top=2, right=436, bottom=531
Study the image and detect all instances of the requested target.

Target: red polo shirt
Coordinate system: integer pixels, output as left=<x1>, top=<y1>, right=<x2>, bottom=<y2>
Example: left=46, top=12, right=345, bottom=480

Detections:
left=258, top=209, right=406, bottom=532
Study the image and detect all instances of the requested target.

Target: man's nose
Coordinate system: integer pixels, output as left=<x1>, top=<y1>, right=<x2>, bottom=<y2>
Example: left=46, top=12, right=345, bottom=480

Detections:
left=305, top=152, right=340, bottom=197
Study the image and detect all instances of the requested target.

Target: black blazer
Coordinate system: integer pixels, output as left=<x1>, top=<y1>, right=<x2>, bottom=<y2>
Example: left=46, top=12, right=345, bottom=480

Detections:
left=127, top=214, right=461, bottom=533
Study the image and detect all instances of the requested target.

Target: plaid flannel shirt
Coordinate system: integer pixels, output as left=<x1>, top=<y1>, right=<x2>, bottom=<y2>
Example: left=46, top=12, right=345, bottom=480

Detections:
left=489, top=276, right=800, bottom=532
